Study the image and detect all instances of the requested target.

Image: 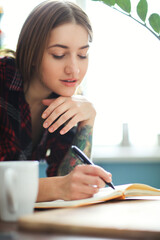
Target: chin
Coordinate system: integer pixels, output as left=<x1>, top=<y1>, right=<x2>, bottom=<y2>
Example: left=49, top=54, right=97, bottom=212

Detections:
left=59, top=91, right=75, bottom=97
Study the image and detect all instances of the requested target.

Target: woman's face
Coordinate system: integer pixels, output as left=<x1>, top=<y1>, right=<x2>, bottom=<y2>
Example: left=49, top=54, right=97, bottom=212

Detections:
left=39, top=23, right=89, bottom=97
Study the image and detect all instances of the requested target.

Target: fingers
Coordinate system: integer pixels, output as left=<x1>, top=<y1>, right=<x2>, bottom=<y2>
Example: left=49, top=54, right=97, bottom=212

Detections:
left=42, top=103, right=78, bottom=133
left=46, top=108, right=78, bottom=134
left=75, top=165, right=112, bottom=186
left=89, top=165, right=112, bottom=184
left=59, top=116, right=78, bottom=135
left=42, top=99, right=54, bottom=107
left=72, top=166, right=105, bottom=188
left=42, top=98, right=65, bottom=119
left=64, top=182, right=99, bottom=201
left=42, top=104, right=71, bottom=132
left=62, top=165, right=113, bottom=201
left=70, top=186, right=99, bottom=200
left=41, top=96, right=95, bottom=134
left=56, top=112, right=83, bottom=135
left=62, top=174, right=99, bottom=201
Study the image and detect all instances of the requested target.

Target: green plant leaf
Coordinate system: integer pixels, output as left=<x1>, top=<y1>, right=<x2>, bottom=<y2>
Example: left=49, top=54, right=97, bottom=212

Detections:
left=116, top=0, right=131, bottom=14
left=102, top=0, right=116, bottom=6
left=149, top=13, right=160, bottom=34
left=137, top=0, right=148, bottom=22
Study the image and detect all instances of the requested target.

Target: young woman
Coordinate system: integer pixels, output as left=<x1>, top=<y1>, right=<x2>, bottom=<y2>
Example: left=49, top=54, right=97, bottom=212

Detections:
left=0, top=0, right=112, bottom=202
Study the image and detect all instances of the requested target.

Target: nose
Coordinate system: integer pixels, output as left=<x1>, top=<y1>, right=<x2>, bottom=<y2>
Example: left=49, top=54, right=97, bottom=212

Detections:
left=64, top=57, right=80, bottom=77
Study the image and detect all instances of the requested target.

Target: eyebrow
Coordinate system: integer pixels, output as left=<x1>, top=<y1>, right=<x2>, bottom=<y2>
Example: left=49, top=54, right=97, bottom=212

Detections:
left=48, top=44, right=89, bottom=50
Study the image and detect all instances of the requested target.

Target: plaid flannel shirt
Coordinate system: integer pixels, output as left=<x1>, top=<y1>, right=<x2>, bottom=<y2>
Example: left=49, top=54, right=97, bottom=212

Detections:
left=0, top=57, right=76, bottom=176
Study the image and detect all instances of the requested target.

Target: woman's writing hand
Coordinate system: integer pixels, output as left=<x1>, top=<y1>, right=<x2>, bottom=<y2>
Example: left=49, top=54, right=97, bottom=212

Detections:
left=42, top=96, right=96, bottom=134
left=59, top=165, right=112, bottom=200
left=37, top=164, right=113, bottom=202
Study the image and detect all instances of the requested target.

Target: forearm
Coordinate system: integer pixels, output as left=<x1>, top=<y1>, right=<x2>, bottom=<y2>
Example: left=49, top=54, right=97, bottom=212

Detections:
left=58, top=124, right=94, bottom=176
left=36, top=176, right=64, bottom=202
left=74, top=124, right=93, bottom=156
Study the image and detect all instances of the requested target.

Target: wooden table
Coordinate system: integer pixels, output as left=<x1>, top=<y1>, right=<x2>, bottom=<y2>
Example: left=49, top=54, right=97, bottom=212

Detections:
left=0, top=220, right=118, bottom=240
left=1, top=198, right=160, bottom=240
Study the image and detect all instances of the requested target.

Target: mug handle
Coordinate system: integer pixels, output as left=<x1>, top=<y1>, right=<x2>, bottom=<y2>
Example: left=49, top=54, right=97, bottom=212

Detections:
left=4, top=168, right=18, bottom=213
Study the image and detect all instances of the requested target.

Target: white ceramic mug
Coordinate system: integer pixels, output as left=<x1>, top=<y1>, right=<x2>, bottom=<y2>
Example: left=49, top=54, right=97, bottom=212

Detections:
left=0, top=161, right=39, bottom=222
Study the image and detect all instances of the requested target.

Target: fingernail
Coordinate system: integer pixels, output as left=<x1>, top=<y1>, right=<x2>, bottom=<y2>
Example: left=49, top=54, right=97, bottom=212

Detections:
left=49, top=127, right=54, bottom=133
left=43, top=122, right=48, bottom=128
left=42, top=113, right=46, bottom=119
left=60, top=130, right=65, bottom=135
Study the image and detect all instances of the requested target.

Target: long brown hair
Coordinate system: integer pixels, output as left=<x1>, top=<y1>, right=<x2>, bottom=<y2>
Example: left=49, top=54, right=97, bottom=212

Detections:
left=16, top=0, right=93, bottom=88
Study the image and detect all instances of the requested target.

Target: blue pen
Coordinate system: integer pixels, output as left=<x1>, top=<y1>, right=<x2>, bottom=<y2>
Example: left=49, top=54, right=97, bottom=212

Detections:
left=71, top=145, right=115, bottom=190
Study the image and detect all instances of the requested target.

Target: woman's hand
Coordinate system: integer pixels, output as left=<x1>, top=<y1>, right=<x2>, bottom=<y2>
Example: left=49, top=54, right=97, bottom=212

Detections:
left=59, top=164, right=112, bottom=200
left=42, top=96, right=96, bottom=135
left=37, top=164, right=112, bottom=202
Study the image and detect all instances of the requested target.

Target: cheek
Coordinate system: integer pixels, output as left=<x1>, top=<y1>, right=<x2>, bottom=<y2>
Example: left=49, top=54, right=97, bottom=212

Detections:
left=42, top=60, right=59, bottom=79
left=80, top=61, right=88, bottom=78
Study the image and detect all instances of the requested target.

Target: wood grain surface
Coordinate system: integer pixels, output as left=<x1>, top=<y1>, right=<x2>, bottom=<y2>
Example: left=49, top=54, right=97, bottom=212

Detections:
left=19, top=199, right=160, bottom=239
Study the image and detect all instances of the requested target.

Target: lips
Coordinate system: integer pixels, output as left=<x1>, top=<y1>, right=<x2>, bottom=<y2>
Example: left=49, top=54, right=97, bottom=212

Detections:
left=61, top=79, right=77, bottom=82
left=60, top=79, right=78, bottom=87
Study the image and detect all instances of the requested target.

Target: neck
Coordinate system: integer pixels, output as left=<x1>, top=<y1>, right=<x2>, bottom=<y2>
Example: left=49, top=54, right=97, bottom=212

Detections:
left=24, top=77, right=51, bottom=105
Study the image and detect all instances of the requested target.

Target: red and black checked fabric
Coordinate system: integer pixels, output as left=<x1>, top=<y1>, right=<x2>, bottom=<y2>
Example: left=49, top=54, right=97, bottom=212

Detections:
left=0, top=57, right=76, bottom=176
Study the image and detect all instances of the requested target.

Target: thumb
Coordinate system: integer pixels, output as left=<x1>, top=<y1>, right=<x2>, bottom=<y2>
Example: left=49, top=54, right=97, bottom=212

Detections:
left=42, top=99, right=54, bottom=106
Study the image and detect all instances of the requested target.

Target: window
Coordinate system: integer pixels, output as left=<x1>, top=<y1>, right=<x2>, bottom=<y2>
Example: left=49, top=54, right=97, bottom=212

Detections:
left=1, top=0, right=160, bottom=148
left=84, top=0, right=160, bottom=147
left=1, top=0, right=77, bottom=50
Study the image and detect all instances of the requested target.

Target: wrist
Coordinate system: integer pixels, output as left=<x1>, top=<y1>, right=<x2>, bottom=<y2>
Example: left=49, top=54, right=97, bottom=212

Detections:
left=36, top=176, right=65, bottom=202
left=78, top=119, right=95, bottom=128
left=79, top=109, right=96, bottom=128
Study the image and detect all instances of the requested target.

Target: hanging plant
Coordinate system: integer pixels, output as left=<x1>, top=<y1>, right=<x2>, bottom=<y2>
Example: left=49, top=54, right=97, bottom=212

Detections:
left=91, top=0, right=160, bottom=40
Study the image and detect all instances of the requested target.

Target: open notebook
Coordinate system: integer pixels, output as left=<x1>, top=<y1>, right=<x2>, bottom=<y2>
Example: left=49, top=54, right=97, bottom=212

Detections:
left=35, top=183, right=160, bottom=209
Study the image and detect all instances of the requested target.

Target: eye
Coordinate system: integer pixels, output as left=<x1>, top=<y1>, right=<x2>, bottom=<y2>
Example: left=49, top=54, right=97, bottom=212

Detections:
left=52, top=54, right=65, bottom=59
left=78, top=55, right=88, bottom=59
